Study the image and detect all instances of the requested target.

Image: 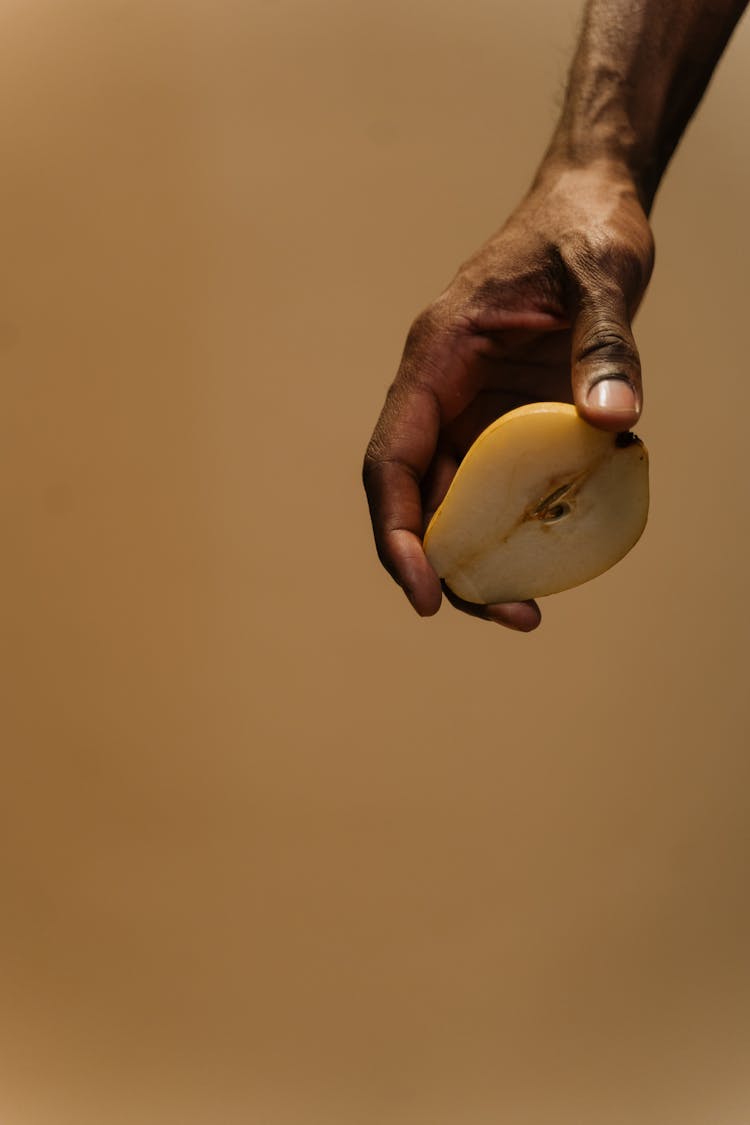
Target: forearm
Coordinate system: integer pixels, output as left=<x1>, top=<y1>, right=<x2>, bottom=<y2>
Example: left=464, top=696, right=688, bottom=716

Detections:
left=542, top=0, right=748, bottom=210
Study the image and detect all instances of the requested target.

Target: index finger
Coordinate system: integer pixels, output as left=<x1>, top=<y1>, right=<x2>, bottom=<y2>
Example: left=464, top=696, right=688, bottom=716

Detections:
left=363, top=376, right=443, bottom=616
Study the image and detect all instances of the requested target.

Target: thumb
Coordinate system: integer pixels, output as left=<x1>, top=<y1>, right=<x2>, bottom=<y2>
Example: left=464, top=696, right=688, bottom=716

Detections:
left=571, top=288, right=642, bottom=432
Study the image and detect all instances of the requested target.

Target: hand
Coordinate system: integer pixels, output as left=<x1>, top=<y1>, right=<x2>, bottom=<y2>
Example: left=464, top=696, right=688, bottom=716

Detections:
left=363, top=161, right=654, bottom=630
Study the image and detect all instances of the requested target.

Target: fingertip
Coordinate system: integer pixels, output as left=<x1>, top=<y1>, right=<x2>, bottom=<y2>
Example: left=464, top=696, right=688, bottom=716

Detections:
left=403, top=580, right=442, bottom=617
left=406, top=562, right=443, bottom=617
left=485, top=600, right=541, bottom=632
left=388, top=528, right=442, bottom=617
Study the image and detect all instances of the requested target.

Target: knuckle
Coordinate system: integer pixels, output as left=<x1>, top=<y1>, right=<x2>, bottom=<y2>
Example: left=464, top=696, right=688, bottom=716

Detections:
left=560, top=229, right=605, bottom=274
left=362, top=411, right=390, bottom=480
left=362, top=428, right=393, bottom=486
left=404, top=294, right=472, bottom=354
left=562, top=226, right=653, bottom=298
left=404, top=305, right=443, bottom=353
left=578, top=322, right=640, bottom=372
left=361, top=445, right=379, bottom=485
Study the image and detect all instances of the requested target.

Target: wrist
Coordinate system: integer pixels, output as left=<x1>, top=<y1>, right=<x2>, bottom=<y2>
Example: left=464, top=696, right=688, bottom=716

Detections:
left=531, top=144, right=649, bottom=212
left=540, top=121, right=659, bottom=213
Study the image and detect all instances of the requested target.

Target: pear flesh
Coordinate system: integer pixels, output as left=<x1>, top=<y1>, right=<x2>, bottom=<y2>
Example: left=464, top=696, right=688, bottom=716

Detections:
left=423, top=402, right=649, bottom=605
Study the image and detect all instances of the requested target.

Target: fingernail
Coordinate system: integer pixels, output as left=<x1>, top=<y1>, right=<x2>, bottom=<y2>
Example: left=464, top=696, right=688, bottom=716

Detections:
left=587, top=377, right=637, bottom=413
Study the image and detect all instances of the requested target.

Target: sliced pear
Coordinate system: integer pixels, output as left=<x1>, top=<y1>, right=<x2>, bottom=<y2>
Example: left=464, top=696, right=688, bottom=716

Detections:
left=423, top=402, right=649, bottom=604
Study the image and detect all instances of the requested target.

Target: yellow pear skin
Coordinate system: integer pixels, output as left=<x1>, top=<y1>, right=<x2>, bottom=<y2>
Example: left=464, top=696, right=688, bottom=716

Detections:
left=423, top=402, right=649, bottom=604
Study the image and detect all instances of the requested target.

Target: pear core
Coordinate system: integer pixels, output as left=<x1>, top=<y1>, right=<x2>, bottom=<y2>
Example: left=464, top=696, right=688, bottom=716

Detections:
left=423, top=402, right=649, bottom=604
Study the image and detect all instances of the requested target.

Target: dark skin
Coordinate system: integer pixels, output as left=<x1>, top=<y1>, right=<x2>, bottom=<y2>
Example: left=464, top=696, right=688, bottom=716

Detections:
left=363, top=0, right=748, bottom=630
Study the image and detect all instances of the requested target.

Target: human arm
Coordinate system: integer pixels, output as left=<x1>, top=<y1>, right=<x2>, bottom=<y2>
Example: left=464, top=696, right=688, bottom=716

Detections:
left=363, top=0, right=748, bottom=629
left=547, top=0, right=749, bottom=212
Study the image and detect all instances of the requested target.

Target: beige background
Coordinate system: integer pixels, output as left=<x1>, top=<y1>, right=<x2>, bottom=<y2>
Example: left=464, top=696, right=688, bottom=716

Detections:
left=1, top=2, right=749, bottom=1123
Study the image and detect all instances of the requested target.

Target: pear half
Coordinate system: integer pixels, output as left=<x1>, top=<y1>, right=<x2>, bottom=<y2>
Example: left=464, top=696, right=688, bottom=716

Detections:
left=423, top=402, right=649, bottom=604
